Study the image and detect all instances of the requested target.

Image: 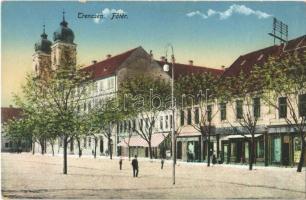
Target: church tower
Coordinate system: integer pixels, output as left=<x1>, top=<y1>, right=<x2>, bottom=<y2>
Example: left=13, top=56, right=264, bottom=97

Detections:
left=51, top=11, right=77, bottom=70
left=33, top=25, right=52, bottom=78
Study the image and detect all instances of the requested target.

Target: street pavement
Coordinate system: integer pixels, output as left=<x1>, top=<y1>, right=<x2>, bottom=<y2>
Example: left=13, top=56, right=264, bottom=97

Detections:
left=1, top=153, right=305, bottom=199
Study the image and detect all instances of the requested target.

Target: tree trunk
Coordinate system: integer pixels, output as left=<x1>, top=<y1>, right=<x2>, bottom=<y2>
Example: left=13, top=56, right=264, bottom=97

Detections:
left=149, top=143, right=153, bottom=159
left=249, top=135, right=254, bottom=171
left=108, top=138, right=112, bottom=160
left=63, top=136, right=68, bottom=174
left=128, top=146, right=131, bottom=161
left=32, top=141, right=35, bottom=155
left=40, top=142, right=44, bottom=155
left=207, top=134, right=211, bottom=167
left=51, top=143, right=55, bottom=156
left=77, top=138, right=82, bottom=157
left=297, top=136, right=305, bottom=172
left=94, top=137, right=97, bottom=159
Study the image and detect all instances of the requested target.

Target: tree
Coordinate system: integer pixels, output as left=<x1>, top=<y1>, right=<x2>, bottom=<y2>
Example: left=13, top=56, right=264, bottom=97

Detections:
left=176, top=73, right=223, bottom=166
left=119, top=75, right=170, bottom=159
left=90, top=98, right=124, bottom=159
left=253, top=50, right=306, bottom=172
left=224, top=70, right=264, bottom=171
left=14, top=67, right=91, bottom=174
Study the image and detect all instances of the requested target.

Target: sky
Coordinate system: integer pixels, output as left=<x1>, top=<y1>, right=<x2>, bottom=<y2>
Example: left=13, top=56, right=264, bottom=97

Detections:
left=2, top=1, right=306, bottom=107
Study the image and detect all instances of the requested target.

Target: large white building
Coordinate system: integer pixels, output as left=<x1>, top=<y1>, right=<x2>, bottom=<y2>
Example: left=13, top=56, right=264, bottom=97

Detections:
left=32, top=12, right=306, bottom=167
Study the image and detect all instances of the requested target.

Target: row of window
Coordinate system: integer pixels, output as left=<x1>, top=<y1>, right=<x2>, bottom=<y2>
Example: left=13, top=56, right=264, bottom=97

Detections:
left=179, top=94, right=306, bottom=125
left=119, top=115, right=173, bottom=133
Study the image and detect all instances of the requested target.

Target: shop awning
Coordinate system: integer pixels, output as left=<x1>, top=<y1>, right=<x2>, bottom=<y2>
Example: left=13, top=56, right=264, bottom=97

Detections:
left=118, top=133, right=169, bottom=148
left=223, top=134, right=263, bottom=140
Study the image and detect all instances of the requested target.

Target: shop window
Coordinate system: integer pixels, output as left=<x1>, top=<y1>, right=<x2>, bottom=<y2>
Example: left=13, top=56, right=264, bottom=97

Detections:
left=132, top=119, right=136, bottom=130
left=220, top=103, right=226, bottom=121
left=177, top=141, right=182, bottom=159
left=271, top=137, right=281, bottom=163
left=160, top=116, right=163, bottom=130
left=5, top=143, right=9, bottom=148
left=165, top=115, right=169, bottom=129
left=294, top=137, right=301, bottom=163
left=278, top=97, right=287, bottom=118
left=236, top=100, right=243, bottom=119
left=119, top=122, right=123, bottom=133
left=124, top=121, right=127, bottom=132
left=194, top=108, right=199, bottom=124
left=298, top=94, right=306, bottom=117
left=253, top=97, right=261, bottom=118
left=256, top=139, right=264, bottom=158
left=231, top=143, right=237, bottom=157
left=180, top=110, right=184, bottom=126
left=187, top=109, right=192, bottom=125
left=140, top=119, right=143, bottom=130
left=207, top=105, right=212, bottom=122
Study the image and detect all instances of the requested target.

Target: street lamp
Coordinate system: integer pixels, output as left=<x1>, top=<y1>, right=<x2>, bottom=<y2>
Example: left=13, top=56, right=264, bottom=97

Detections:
left=163, top=43, right=176, bottom=185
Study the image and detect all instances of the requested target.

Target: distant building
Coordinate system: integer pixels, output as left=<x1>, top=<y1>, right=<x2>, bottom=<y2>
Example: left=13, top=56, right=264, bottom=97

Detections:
left=1, top=107, right=31, bottom=152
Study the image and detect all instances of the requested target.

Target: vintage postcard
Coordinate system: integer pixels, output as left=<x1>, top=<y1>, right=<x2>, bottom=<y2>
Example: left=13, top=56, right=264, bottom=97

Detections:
left=1, top=1, right=306, bottom=199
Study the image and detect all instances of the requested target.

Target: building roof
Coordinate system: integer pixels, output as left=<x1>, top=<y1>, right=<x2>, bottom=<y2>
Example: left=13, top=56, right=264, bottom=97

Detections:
left=1, top=107, right=22, bottom=124
left=155, top=61, right=224, bottom=79
left=81, top=46, right=223, bottom=80
left=81, top=47, right=140, bottom=80
left=223, top=35, right=306, bottom=77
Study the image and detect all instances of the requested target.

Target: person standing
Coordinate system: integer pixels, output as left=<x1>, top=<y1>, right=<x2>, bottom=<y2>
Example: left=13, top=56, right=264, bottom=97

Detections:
left=131, top=155, right=139, bottom=177
left=119, top=157, right=123, bottom=170
left=161, top=158, right=164, bottom=170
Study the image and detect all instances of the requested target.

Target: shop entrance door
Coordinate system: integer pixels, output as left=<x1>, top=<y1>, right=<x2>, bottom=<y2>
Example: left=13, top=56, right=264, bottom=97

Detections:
left=236, top=141, right=243, bottom=163
left=282, top=143, right=290, bottom=166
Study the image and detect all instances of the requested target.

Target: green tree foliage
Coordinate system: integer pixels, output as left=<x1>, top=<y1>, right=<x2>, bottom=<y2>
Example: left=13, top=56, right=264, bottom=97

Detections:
left=118, top=75, right=171, bottom=159
left=224, top=70, right=263, bottom=171
left=11, top=67, right=91, bottom=174
left=176, top=72, right=224, bottom=166
left=253, top=50, right=306, bottom=172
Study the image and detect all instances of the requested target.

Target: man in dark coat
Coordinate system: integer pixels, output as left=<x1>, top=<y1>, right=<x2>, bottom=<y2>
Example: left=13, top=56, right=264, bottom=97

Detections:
left=131, top=155, right=139, bottom=177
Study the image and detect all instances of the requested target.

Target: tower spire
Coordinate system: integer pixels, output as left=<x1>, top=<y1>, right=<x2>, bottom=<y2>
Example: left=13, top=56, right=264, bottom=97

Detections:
left=60, top=9, right=68, bottom=27
left=62, top=9, right=65, bottom=22
left=41, top=24, right=47, bottom=39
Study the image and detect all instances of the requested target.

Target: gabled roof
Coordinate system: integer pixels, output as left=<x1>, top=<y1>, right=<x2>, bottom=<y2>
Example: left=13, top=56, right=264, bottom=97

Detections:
left=81, top=46, right=223, bottom=80
left=223, top=35, right=306, bottom=77
left=155, top=61, right=224, bottom=79
left=1, top=107, right=22, bottom=124
left=81, top=47, right=140, bottom=80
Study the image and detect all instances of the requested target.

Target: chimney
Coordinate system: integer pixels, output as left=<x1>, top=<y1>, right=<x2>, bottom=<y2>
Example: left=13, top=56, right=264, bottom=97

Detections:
left=106, top=54, right=112, bottom=59
left=91, top=60, right=97, bottom=64
left=149, top=50, right=153, bottom=59
left=221, top=65, right=226, bottom=70
left=160, top=56, right=166, bottom=62
left=189, top=60, right=193, bottom=66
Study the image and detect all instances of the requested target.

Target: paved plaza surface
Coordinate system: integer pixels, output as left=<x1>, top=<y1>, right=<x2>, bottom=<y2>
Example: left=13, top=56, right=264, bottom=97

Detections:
left=1, top=153, right=306, bottom=199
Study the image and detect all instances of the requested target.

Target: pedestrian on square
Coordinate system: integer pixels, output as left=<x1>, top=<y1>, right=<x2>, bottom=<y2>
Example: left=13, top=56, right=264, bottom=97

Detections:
left=161, top=158, right=164, bottom=170
left=131, top=155, right=139, bottom=177
left=119, top=157, right=123, bottom=170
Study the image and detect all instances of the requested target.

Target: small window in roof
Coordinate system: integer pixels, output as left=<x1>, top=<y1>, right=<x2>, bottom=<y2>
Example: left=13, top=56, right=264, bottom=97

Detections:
left=241, top=60, right=246, bottom=66
left=257, top=54, right=264, bottom=61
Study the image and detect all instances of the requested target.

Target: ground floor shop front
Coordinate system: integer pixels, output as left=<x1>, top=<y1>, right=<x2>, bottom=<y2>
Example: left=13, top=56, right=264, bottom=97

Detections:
left=176, top=126, right=306, bottom=167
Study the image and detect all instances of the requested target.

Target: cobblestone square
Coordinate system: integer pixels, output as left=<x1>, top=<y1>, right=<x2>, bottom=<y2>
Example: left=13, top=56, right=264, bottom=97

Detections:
left=1, top=153, right=305, bottom=199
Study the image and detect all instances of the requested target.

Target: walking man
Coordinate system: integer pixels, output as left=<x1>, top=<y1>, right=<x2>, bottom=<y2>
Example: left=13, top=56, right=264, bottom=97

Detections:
left=161, top=158, right=164, bottom=170
left=131, top=155, right=139, bottom=177
left=119, top=157, right=123, bottom=170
